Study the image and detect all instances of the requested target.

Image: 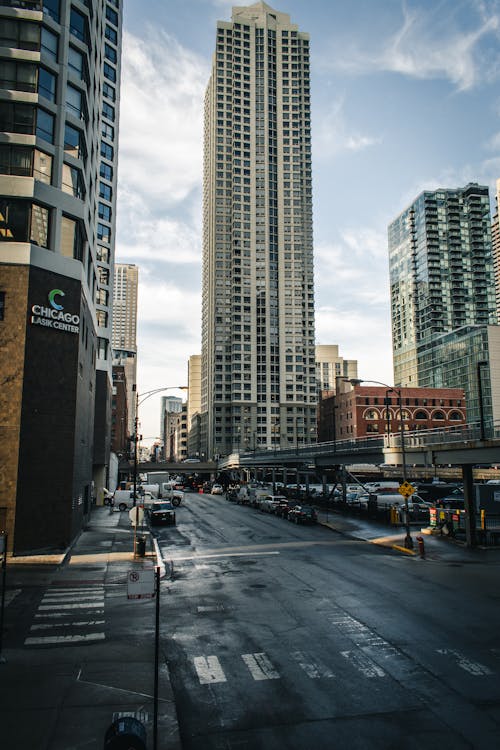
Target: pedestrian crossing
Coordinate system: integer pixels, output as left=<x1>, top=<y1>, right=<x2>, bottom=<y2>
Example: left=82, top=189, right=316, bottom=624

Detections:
left=24, top=586, right=106, bottom=646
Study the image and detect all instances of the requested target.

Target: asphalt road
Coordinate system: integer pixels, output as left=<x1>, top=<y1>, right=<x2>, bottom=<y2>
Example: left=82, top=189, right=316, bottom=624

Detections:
left=155, top=491, right=500, bottom=750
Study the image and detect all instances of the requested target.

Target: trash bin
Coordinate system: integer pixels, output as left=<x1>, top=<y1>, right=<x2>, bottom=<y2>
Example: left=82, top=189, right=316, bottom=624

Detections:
left=136, top=536, right=146, bottom=557
left=104, top=717, right=147, bottom=750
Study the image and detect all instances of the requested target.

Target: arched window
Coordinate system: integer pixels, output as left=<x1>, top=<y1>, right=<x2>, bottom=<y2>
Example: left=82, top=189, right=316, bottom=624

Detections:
left=415, top=410, right=427, bottom=420
left=433, top=411, right=445, bottom=420
left=366, top=409, right=378, bottom=420
left=449, top=411, right=463, bottom=421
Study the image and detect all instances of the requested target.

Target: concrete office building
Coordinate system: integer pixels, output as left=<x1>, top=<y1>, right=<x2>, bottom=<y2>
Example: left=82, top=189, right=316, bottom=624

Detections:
left=315, top=344, right=358, bottom=395
left=388, top=183, right=498, bottom=427
left=112, top=262, right=138, bottom=435
left=187, top=353, right=203, bottom=458
left=492, top=179, right=500, bottom=317
left=0, top=0, right=122, bottom=554
left=201, top=2, right=316, bottom=459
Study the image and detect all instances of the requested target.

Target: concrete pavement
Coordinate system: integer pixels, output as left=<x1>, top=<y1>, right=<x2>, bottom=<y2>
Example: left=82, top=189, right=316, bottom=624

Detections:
left=1, top=505, right=181, bottom=750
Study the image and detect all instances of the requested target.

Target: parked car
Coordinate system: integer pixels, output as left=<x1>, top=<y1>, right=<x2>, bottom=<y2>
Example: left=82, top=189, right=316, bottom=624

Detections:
left=148, top=501, right=176, bottom=526
left=259, top=495, right=287, bottom=513
left=288, top=505, right=318, bottom=524
left=211, top=484, right=224, bottom=495
left=275, top=500, right=296, bottom=518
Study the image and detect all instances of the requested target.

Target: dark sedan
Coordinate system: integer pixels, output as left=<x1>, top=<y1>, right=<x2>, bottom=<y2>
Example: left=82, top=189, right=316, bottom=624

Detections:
left=287, top=505, right=318, bottom=524
left=149, top=501, right=176, bottom=526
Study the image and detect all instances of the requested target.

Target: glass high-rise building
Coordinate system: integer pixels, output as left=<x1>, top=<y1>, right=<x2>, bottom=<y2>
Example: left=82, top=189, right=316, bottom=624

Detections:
left=389, top=183, right=497, bottom=387
left=201, top=2, right=316, bottom=459
left=0, top=0, right=121, bottom=554
left=388, top=183, right=499, bottom=428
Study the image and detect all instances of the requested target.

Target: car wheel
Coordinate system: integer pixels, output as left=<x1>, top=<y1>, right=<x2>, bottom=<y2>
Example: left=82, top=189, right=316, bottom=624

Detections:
left=118, top=503, right=127, bottom=511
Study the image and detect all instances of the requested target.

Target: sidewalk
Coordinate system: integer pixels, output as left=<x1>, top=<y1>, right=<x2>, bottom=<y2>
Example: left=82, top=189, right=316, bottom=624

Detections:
left=316, top=508, right=500, bottom=563
left=1, top=505, right=181, bottom=750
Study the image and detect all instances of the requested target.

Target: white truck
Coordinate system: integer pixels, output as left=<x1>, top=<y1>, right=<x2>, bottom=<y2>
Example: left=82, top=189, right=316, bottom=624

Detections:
left=160, top=482, right=183, bottom=506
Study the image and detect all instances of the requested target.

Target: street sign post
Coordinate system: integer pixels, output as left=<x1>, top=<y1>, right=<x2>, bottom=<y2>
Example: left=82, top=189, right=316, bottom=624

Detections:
left=127, top=568, right=155, bottom=599
left=398, top=481, right=415, bottom=498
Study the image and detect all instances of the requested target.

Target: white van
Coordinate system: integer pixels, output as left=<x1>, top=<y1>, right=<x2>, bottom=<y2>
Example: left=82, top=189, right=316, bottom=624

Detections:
left=113, top=490, right=155, bottom=511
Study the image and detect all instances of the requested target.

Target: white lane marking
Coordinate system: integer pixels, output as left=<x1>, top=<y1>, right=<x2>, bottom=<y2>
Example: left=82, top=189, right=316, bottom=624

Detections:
left=38, top=602, right=104, bottom=610
left=193, top=655, right=227, bottom=684
left=42, top=594, right=104, bottom=603
left=290, top=650, right=334, bottom=679
left=35, top=610, right=104, bottom=618
left=437, top=649, right=493, bottom=676
left=242, top=652, right=280, bottom=681
left=30, top=620, right=105, bottom=630
left=341, top=650, right=385, bottom=678
left=168, top=551, right=280, bottom=561
left=24, top=633, right=105, bottom=645
left=43, top=587, right=103, bottom=594
left=4, top=589, right=21, bottom=606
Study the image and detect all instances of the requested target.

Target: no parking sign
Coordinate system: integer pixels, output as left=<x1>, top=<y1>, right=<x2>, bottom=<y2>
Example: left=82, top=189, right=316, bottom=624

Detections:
left=127, top=568, right=155, bottom=599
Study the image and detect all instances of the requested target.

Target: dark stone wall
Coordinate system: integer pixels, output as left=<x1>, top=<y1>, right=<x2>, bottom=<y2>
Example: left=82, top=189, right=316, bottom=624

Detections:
left=14, top=267, right=95, bottom=554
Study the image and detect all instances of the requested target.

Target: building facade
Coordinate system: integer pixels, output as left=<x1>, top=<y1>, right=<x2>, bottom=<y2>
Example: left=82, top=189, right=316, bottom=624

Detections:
left=334, top=385, right=466, bottom=441
left=0, top=0, right=122, bottom=554
left=388, top=183, right=498, bottom=430
left=201, top=1, right=316, bottom=459
left=112, top=262, right=138, bottom=435
left=492, top=179, right=500, bottom=318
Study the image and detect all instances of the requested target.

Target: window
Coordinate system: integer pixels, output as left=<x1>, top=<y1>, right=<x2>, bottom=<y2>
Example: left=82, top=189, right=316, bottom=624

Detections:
left=68, top=47, right=83, bottom=78
left=61, top=216, right=83, bottom=259
left=97, top=337, right=108, bottom=359
left=98, top=202, right=111, bottom=221
left=104, top=43, right=117, bottom=63
left=102, top=101, right=114, bottom=121
left=66, top=84, right=82, bottom=118
left=64, top=123, right=85, bottom=160
left=34, top=150, right=52, bottom=183
left=0, top=61, right=37, bottom=92
left=97, top=222, right=110, bottom=242
left=38, top=68, right=56, bottom=101
left=70, top=8, right=87, bottom=43
left=0, top=291, right=4, bottom=321
left=41, top=27, right=57, bottom=60
left=103, top=62, right=116, bottom=82
left=96, top=288, right=108, bottom=305
left=415, top=410, right=427, bottom=420
left=100, top=162, right=112, bottom=180
left=103, top=82, right=115, bottom=101
left=0, top=145, right=32, bottom=177
left=105, top=24, right=117, bottom=44
left=106, top=6, right=118, bottom=26
left=0, top=199, right=48, bottom=247
left=99, top=182, right=112, bottom=200
left=449, top=411, right=463, bottom=421
left=433, top=411, right=445, bottom=420
left=62, top=163, right=84, bottom=198
left=43, top=0, right=60, bottom=23
left=101, top=121, right=114, bottom=140
left=100, top=142, right=113, bottom=160
left=0, top=101, right=35, bottom=134
left=36, top=109, right=54, bottom=143
left=0, top=19, right=39, bottom=51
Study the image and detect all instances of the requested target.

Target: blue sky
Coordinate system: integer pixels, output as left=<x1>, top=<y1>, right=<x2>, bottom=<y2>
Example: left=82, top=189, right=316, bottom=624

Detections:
left=117, top=0, right=500, bottom=442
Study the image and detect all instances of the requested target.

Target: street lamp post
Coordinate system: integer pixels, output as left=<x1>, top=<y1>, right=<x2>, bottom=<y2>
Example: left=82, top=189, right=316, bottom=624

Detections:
left=343, top=378, right=413, bottom=550
left=132, top=386, right=188, bottom=506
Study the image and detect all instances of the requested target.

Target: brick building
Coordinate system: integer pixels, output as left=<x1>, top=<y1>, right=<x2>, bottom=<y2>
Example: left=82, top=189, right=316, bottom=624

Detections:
left=324, top=385, right=466, bottom=442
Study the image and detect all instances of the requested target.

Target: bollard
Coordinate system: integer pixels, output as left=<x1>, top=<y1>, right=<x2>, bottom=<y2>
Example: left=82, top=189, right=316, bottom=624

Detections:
left=416, top=535, right=425, bottom=559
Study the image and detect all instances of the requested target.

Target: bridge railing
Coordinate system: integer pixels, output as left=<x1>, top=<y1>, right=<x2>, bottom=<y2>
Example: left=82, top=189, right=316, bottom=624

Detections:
left=238, top=420, right=500, bottom=463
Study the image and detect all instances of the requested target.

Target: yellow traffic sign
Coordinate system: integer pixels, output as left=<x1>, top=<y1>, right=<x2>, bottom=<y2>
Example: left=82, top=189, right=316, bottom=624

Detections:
left=399, top=481, right=415, bottom=498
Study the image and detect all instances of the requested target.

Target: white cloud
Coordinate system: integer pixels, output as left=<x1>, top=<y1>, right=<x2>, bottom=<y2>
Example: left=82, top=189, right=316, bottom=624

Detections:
left=319, top=4, right=500, bottom=91
left=118, top=29, right=208, bottom=207
left=314, top=95, right=381, bottom=158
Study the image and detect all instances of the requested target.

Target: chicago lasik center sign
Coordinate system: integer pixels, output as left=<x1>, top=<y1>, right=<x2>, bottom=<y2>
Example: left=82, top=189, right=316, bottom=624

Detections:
left=31, top=289, right=80, bottom=334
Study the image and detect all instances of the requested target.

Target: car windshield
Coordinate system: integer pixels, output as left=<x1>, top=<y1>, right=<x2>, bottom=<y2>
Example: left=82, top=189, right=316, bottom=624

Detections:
left=153, top=502, right=173, bottom=511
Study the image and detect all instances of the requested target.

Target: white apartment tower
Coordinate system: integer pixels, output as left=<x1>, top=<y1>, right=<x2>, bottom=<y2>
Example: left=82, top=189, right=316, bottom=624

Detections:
left=201, top=2, right=316, bottom=458
left=112, top=263, right=138, bottom=434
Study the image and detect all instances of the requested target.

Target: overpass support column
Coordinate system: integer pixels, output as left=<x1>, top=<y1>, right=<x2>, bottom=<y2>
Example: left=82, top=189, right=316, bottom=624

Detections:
left=463, top=464, right=476, bottom=548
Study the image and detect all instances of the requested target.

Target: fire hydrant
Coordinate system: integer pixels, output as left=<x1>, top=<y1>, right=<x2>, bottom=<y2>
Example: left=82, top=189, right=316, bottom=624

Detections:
left=416, top=535, right=425, bottom=559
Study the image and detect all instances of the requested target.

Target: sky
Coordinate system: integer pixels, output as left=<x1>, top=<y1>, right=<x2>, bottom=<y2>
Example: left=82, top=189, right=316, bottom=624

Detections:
left=116, top=0, right=500, bottom=444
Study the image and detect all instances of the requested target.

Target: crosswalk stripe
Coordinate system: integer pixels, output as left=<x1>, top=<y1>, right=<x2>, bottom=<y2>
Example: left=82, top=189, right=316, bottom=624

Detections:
left=242, top=652, right=280, bottom=681
left=35, top=610, right=104, bottom=618
left=38, top=602, right=104, bottom=610
left=30, top=620, right=105, bottom=630
left=25, top=633, right=105, bottom=645
left=194, top=655, right=227, bottom=684
left=341, top=650, right=385, bottom=678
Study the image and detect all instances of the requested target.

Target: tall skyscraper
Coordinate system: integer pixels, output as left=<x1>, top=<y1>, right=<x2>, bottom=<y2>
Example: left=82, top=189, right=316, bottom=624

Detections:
left=492, top=179, right=500, bottom=317
left=112, top=263, right=138, bottom=435
left=201, top=2, right=316, bottom=459
left=315, top=344, right=358, bottom=395
left=0, top=0, right=122, bottom=554
left=388, top=183, right=498, bottom=426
